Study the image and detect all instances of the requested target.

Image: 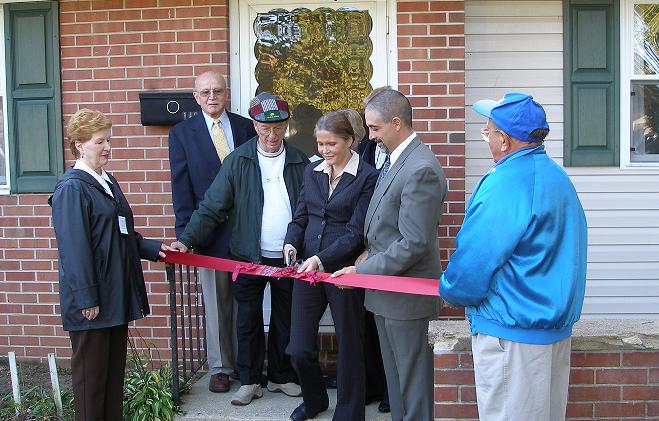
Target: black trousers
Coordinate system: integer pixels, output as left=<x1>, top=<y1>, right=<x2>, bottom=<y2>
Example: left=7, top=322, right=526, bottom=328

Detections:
left=364, top=309, right=389, bottom=404
left=287, top=279, right=365, bottom=421
left=69, top=324, right=128, bottom=421
left=232, top=256, right=297, bottom=385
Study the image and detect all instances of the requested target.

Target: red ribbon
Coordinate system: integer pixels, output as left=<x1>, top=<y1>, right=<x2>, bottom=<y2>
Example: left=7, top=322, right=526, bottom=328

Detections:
left=162, top=251, right=440, bottom=297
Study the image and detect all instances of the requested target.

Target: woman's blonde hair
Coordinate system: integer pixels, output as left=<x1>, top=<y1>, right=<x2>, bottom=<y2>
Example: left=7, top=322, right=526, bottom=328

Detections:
left=66, top=109, right=112, bottom=158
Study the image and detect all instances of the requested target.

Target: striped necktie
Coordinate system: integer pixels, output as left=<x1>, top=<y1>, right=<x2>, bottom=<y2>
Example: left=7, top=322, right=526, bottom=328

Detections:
left=376, top=154, right=390, bottom=187
left=212, top=119, right=230, bottom=162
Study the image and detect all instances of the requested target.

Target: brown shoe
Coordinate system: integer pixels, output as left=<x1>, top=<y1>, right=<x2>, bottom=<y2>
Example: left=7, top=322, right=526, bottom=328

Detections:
left=209, top=373, right=230, bottom=393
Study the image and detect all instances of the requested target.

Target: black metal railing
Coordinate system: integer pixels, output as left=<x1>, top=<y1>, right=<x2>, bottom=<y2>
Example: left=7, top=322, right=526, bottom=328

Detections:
left=167, top=262, right=207, bottom=405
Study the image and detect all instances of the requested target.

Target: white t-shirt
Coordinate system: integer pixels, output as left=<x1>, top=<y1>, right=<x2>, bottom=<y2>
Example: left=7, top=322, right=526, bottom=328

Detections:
left=257, top=144, right=292, bottom=258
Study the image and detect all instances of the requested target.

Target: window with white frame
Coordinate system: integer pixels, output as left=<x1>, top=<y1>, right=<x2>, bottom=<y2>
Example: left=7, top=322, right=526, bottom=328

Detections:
left=622, top=0, right=659, bottom=165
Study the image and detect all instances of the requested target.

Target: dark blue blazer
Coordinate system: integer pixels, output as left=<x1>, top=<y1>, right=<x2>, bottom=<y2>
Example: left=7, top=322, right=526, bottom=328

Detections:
left=285, top=158, right=378, bottom=273
left=168, top=111, right=256, bottom=257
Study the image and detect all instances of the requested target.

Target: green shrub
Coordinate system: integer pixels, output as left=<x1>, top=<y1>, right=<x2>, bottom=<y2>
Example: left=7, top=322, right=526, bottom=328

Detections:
left=122, top=344, right=179, bottom=421
left=0, top=386, right=74, bottom=421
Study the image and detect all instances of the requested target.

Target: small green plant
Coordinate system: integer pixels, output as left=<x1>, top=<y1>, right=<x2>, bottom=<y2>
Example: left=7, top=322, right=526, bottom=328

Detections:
left=122, top=337, right=180, bottom=421
left=0, top=386, right=74, bottom=421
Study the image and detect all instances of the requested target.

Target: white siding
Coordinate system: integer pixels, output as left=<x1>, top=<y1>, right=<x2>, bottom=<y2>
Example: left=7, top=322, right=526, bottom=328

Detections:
left=465, top=0, right=659, bottom=318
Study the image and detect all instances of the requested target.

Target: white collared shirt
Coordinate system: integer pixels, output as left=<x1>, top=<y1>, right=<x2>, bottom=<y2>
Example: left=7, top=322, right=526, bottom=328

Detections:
left=202, top=110, right=235, bottom=151
left=313, top=150, right=359, bottom=198
left=389, top=132, right=417, bottom=167
left=74, top=159, right=114, bottom=197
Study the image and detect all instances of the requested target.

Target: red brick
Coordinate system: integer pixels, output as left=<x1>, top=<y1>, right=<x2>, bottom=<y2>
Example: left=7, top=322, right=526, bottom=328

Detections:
left=566, top=402, right=593, bottom=418
left=594, top=402, right=644, bottom=417
left=434, top=386, right=458, bottom=401
left=434, top=403, right=478, bottom=419
left=596, top=368, right=648, bottom=384
left=126, top=21, right=159, bottom=32
left=436, top=370, right=474, bottom=385
left=435, top=354, right=458, bottom=369
left=623, top=385, right=659, bottom=400
left=159, top=19, right=194, bottom=31
left=92, top=22, right=125, bottom=33
left=398, top=2, right=430, bottom=13
left=623, top=352, right=659, bottom=367
left=568, top=385, right=620, bottom=401
left=410, top=13, right=447, bottom=24
left=430, top=1, right=464, bottom=12
left=570, top=369, right=595, bottom=384
left=651, top=368, right=659, bottom=383
left=649, top=402, right=659, bottom=416
left=459, top=386, right=476, bottom=402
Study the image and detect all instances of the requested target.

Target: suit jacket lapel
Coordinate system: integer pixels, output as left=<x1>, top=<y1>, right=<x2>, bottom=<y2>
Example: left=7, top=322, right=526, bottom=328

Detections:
left=314, top=169, right=330, bottom=200
left=328, top=171, right=356, bottom=202
left=194, top=113, right=221, bottom=168
left=364, top=137, right=421, bottom=235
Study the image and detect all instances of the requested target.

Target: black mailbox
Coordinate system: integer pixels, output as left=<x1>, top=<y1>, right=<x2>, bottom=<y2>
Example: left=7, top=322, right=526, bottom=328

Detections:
left=139, top=91, right=201, bottom=126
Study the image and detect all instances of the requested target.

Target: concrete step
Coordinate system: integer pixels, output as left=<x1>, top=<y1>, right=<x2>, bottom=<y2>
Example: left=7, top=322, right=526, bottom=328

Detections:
left=176, top=373, right=391, bottom=421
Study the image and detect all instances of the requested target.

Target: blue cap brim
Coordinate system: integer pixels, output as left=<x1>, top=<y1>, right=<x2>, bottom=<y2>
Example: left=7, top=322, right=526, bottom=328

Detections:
left=472, top=99, right=498, bottom=119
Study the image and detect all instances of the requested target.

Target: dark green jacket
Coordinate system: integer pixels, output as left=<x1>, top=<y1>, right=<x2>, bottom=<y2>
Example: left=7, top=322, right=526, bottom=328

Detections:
left=180, top=137, right=309, bottom=263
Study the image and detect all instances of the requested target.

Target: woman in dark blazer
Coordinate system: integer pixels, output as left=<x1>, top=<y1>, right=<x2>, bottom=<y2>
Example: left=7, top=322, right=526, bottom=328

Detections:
left=50, top=109, right=170, bottom=420
left=284, top=110, right=378, bottom=421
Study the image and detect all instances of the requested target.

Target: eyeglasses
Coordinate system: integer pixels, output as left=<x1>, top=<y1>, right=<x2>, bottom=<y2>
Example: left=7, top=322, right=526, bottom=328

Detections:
left=196, top=88, right=226, bottom=98
left=480, top=127, right=505, bottom=143
left=256, top=125, right=287, bottom=136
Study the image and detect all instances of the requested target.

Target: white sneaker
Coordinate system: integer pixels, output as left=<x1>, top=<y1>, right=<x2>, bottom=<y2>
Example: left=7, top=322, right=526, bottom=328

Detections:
left=266, top=381, right=302, bottom=397
left=230, top=384, right=263, bottom=406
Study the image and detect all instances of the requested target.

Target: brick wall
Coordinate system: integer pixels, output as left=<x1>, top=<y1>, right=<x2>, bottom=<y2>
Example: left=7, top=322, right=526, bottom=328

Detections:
left=0, top=0, right=466, bottom=363
left=433, top=350, right=659, bottom=420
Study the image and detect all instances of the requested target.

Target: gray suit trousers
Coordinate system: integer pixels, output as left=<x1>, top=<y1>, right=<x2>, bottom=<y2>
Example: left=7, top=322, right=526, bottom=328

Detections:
left=199, top=268, right=237, bottom=375
left=375, top=315, right=434, bottom=421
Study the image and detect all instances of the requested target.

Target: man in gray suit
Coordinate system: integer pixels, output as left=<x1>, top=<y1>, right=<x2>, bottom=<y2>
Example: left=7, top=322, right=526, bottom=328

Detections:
left=333, top=88, right=447, bottom=421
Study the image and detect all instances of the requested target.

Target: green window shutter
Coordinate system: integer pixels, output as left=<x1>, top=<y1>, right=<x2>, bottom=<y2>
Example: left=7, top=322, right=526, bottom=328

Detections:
left=564, top=0, right=620, bottom=166
left=5, top=1, right=63, bottom=193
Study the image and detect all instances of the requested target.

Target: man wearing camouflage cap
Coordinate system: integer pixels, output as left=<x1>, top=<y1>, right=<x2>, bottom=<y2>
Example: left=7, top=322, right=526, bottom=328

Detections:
left=172, top=92, right=309, bottom=406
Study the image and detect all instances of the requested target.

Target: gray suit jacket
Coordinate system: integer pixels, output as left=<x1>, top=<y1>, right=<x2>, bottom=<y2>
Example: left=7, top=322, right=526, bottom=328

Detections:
left=359, top=136, right=447, bottom=320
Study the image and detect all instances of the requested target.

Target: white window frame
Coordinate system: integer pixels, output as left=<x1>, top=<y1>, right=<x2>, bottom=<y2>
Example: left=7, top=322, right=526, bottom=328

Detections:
left=228, top=0, right=397, bottom=116
left=620, top=0, right=659, bottom=168
left=0, top=5, right=10, bottom=194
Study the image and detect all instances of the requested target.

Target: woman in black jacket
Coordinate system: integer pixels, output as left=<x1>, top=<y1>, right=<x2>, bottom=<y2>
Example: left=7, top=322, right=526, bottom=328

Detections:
left=284, top=110, right=378, bottom=421
left=50, top=109, right=170, bottom=420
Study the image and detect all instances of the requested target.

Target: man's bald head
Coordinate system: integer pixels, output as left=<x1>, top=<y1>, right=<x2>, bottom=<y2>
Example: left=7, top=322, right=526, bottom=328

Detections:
left=193, top=71, right=228, bottom=119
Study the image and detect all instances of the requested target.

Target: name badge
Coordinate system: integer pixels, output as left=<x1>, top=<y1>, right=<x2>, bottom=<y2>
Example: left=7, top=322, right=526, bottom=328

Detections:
left=118, top=215, right=129, bottom=235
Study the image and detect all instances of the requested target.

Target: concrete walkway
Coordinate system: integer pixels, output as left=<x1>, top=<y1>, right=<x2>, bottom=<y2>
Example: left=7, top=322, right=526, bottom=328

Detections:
left=176, top=373, right=391, bottom=421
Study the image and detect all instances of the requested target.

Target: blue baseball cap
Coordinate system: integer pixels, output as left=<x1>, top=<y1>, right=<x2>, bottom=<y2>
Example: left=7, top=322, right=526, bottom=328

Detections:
left=472, top=93, right=549, bottom=142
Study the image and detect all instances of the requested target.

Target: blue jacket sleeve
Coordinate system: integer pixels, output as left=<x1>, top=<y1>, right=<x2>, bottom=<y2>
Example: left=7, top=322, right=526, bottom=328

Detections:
left=52, top=183, right=99, bottom=310
left=439, top=173, right=532, bottom=307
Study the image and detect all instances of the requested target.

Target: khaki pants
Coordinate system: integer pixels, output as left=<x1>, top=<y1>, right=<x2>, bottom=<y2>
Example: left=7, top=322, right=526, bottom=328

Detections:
left=472, top=333, right=571, bottom=421
left=199, top=268, right=237, bottom=376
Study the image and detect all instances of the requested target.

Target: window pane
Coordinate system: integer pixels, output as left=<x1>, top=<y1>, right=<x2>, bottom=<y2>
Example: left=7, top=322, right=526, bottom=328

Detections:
left=254, top=7, right=373, bottom=157
left=633, top=4, right=659, bottom=75
left=630, top=82, right=659, bottom=162
left=0, top=98, right=6, bottom=185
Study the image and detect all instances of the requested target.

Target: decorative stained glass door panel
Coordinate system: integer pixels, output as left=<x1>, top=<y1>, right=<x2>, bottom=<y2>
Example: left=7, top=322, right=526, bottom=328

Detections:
left=231, top=0, right=390, bottom=157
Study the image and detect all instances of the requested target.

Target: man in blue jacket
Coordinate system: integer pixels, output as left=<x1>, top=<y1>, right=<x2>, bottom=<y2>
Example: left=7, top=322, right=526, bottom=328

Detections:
left=439, top=93, right=587, bottom=421
left=168, top=71, right=256, bottom=393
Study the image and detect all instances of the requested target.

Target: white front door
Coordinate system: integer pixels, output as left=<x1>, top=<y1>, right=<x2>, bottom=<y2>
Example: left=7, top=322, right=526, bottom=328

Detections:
left=229, top=0, right=395, bottom=329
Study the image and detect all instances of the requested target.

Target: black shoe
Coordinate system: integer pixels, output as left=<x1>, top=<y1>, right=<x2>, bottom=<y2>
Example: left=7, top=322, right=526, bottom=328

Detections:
left=378, top=400, right=390, bottom=413
left=290, top=402, right=329, bottom=421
